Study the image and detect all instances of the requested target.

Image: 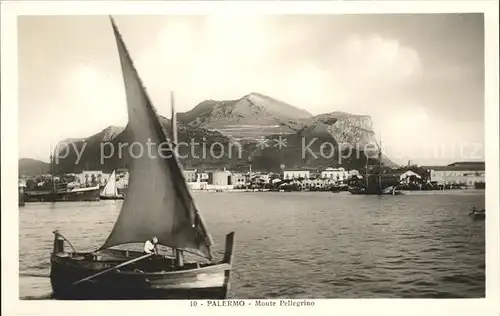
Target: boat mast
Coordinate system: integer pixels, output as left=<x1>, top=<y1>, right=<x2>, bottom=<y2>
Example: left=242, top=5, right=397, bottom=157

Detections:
left=364, top=152, right=368, bottom=190
left=170, top=91, right=184, bottom=267
left=378, top=137, right=383, bottom=189
left=50, top=145, right=56, bottom=193
left=113, top=170, right=116, bottom=198
left=248, top=156, right=253, bottom=190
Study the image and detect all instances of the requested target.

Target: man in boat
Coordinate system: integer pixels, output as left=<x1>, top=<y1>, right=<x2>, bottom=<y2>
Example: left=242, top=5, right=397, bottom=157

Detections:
left=144, top=236, right=159, bottom=255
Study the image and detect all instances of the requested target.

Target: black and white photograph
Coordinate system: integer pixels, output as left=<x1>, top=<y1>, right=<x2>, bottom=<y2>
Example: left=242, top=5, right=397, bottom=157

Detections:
left=2, top=0, right=499, bottom=314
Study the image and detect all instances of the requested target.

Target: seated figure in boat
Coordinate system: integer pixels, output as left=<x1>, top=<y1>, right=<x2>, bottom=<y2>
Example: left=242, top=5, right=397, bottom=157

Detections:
left=144, top=236, right=159, bottom=255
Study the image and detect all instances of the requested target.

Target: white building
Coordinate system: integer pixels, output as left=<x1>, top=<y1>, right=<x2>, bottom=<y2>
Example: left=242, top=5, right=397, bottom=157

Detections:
left=321, top=167, right=349, bottom=181
left=425, top=162, right=485, bottom=186
left=77, top=170, right=103, bottom=186
left=197, top=172, right=209, bottom=182
left=208, top=170, right=232, bottom=186
left=187, top=181, right=208, bottom=190
left=231, top=173, right=246, bottom=187
left=303, top=178, right=335, bottom=189
left=348, top=169, right=360, bottom=177
left=283, top=170, right=310, bottom=180
left=183, top=169, right=197, bottom=183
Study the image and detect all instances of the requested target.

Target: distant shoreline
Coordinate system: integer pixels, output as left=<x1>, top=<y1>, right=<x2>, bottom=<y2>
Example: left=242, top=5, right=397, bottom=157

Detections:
left=190, top=189, right=486, bottom=194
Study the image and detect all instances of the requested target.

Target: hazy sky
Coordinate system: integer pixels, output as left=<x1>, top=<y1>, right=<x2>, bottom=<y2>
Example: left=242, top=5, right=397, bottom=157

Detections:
left=18, top=14, right=485, bottom=165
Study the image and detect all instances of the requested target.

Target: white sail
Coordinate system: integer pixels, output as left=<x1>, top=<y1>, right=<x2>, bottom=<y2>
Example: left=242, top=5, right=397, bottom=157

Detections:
left=101, top=170, right=118, bottom=197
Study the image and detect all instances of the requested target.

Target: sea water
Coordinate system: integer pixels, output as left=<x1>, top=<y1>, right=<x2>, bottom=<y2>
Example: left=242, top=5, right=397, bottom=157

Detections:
left=19, top=190, right=485, bottom=299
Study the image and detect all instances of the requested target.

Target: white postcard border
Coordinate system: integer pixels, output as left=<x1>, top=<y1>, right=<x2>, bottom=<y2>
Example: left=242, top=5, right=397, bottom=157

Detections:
left=1, top=1, right=499, bottom=316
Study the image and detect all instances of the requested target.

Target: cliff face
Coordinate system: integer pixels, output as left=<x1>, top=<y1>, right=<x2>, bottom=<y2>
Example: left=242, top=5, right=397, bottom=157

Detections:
left=179, top=97, right=382, bottom=155
left=301, top=112, right=379, bottom=150
left=33, top=93, right=395, bottom=175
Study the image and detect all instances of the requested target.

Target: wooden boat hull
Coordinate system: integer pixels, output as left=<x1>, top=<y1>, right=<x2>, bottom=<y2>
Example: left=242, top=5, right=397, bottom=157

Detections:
left=49, top=232, right=235, bottom=300
left=348, top=187, right=404, bottom=195
left=50, top=255, right=230, bottom=299
left=348, top=188, right=382, bottom=195
left=469, top=212, right=485, bottom=220
left=25, top=188, right=100, bottom=202
left=99, top=195, right=125, bottom=200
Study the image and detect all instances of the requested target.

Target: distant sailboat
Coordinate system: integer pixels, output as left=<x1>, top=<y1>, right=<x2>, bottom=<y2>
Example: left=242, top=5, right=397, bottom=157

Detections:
left=49, top=16, right=236, bottom=300
left=24, top=151, right=100, bottom=202
left=348, top=140, right=403, bottom=195
left=100, top=170, right=124, bottom=200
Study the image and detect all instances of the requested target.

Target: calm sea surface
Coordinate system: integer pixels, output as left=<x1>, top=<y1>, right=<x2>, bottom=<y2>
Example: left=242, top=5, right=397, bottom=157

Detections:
left=19, top=190, right=485, bottom=299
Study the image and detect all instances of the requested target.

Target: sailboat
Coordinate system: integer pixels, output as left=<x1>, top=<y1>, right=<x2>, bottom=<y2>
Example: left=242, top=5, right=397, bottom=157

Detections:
left=100, top=170, right=124, bottom=200
left=348, top=141, right=402, bottom=195
left=49, top=17, right=236, bottom=300
left=24, top=151, right=101, bottom=202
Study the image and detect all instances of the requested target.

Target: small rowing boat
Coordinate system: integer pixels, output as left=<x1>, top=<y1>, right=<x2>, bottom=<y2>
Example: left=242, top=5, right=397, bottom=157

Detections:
left=469, top=207, right=485, bottom=220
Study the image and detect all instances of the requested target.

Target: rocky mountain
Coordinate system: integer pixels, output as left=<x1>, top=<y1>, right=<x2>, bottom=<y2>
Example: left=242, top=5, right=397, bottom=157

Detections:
left=20, top=93, right=397, bottom=175
left=51, top=117, right=235, bottom=174
left=178, top=94, right=395, bottom=167
left=177, top=92, right=312, bottom=140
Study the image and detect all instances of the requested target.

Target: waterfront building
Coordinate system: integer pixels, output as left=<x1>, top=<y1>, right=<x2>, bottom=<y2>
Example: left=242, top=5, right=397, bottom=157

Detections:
left=77, top=170, right=103, bottom=187
left=321, top=167, right=349, bottom=181
left=424, top=161, right=485, bottom=187
left=208, top=170, right=232, bottom=186
left=183, top=169, right=197, bottom=183
left=231, top=172, right=246, bottom=188
left=197, top=172, right=209, bottom=182
left=348, top=169, right=360, bottom=177
left=283, top=170, right=310, bottom=180
left=309, top=171, right=321, bottom=179
left=303, top=178, right=335, bottom=190
left=187, top=181, right=207, bottom=190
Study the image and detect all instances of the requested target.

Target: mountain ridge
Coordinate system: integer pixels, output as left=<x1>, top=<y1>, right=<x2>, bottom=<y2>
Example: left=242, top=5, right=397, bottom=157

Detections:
left=19, top=158, right=51, bottom=176
left=177, top=92, right=313, bottom=139
left=20, top=92, right=396, bottom=174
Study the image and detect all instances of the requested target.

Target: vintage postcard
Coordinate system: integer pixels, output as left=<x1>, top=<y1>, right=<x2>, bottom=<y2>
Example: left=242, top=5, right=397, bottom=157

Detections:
left=1, top=1, right=499, bottom=316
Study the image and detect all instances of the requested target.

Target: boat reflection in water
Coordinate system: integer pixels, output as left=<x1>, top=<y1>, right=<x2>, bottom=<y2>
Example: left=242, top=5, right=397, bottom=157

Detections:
left=49, top=16, right=236, bottom=300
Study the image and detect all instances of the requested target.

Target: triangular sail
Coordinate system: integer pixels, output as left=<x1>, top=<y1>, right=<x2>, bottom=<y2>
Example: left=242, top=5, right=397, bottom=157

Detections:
left=99, top=17, right=214, bottom=259
left=102, top=170, right=118, bottom=197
